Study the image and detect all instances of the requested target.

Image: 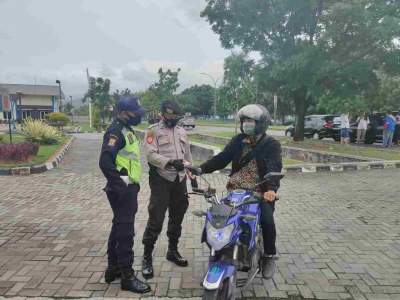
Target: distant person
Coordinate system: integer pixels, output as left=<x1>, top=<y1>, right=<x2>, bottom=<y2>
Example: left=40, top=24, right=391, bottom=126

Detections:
left=393, top=111, right=400, bottom=145
left=356, top=113, right=369, bottom=144
left=340, top=112, right=350, bottom=144
left=382, top=110, right=396, bottom=148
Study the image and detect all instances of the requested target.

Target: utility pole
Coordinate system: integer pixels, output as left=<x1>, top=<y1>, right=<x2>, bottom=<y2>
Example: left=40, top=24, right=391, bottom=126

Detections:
left=86, top=68, right=92, bottom=128
left=200, top=72, right=219, bottom=119
left=69, top=95, right=74, bottom=125
left=56, top=80, right=62, bottom=112
left=273, top=94, right=278, bottom=125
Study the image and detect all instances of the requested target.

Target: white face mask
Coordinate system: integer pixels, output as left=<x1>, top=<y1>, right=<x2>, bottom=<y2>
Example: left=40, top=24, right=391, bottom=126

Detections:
left=242, top=120, right=256, bottom=135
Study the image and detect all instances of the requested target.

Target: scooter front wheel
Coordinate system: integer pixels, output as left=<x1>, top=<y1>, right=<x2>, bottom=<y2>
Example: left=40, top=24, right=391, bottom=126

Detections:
left=202, top=278, right=231, bottom=300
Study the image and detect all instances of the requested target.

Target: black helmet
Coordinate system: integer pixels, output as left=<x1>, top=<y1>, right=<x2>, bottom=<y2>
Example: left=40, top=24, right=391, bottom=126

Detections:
left=161, top=100, right=183, bottom=116
left=237, top=104, right=271, bottom=135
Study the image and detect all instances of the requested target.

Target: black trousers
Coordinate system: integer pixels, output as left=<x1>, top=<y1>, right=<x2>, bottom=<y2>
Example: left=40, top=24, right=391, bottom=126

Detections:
left=394, top=124, right=400, bottom=144
left=106, top=184, right=139, bottom=270
left=142, top=173, right=189, bottom=250
left=259, top=201, right=276, bottom=255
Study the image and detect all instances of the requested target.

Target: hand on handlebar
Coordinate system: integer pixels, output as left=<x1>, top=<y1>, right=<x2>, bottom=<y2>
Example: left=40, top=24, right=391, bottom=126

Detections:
left=186, top=165, right=202, bottom=176
left=169, top=159, right=185, bottom=171
left=264, top=190, right=277, bottom=202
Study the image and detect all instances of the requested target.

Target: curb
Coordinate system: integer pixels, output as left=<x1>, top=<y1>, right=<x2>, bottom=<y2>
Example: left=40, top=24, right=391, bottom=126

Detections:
left=283, top=160, right=400, bottom=174
left=220, top=160, right=400, bottom=175
left=0, top=136, right=75, bottom=176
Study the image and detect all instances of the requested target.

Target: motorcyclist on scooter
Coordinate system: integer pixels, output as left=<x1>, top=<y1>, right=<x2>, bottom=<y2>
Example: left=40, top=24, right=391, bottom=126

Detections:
left=187, top=104, right=282, bottom=279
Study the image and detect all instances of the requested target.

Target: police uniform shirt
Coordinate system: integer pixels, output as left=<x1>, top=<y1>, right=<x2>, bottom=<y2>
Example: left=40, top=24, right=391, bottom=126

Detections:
left=145, top=121, right=192, bottom=182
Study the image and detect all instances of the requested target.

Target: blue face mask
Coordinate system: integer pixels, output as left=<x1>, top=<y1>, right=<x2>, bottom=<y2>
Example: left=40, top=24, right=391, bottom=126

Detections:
left=127, top=115, right=141, bottom=126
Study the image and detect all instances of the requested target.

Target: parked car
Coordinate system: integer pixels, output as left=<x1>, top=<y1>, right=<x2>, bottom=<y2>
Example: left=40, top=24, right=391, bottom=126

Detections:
left=179, top=116, right=196, bottom=129
left=285, top=115, right=339, bottom=139
left=318, top=116, right=358, bottom=142
left=364, top=113, right=384, bottom=144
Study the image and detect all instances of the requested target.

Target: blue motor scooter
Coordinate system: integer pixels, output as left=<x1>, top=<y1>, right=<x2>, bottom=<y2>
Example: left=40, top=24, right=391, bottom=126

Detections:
left=191, top=172, right=284, bottom=300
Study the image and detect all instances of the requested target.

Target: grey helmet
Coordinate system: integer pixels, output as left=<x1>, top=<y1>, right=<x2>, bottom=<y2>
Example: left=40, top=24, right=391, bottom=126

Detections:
left=237, top=104, right=271, bottom=135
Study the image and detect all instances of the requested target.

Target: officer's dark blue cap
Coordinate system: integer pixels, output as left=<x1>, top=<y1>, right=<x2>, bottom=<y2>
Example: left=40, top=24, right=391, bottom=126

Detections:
left=116, top=96, right=146, bottom=116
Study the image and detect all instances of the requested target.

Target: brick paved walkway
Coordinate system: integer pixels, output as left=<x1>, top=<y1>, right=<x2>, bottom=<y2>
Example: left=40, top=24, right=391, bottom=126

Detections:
left=0, top=133, right=400, bottom=299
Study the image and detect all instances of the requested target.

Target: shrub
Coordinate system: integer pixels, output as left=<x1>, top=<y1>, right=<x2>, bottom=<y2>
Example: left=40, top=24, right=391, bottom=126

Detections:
left=22, top=118, right=60, bottom=145
left=46, top=112, right=70, bottom=129
left=0, top=142, right=39, bottom=162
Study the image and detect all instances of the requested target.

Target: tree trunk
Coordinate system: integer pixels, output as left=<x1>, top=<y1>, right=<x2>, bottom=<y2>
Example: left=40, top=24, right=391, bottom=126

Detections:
left=293, top=88, right=308, bottom=141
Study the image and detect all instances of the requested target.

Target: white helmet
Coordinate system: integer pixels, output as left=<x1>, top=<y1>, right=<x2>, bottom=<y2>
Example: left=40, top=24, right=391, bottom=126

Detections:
left=237, top=104, right=271, bottom=135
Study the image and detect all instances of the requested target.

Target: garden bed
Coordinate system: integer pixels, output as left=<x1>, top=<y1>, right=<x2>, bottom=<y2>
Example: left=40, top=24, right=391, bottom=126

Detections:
left=0, top=134, right=70, bottom=168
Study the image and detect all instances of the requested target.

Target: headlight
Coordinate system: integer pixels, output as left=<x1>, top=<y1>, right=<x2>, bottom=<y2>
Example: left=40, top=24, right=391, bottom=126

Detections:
left=207, top=222, right=234, bottom=251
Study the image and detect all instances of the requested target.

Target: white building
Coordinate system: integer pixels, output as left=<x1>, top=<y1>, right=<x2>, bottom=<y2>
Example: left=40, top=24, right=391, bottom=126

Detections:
left=0, top=83, right=64, bottom=122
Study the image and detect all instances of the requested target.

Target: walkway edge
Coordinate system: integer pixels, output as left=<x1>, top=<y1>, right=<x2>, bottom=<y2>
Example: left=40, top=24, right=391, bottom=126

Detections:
left=0, top=136, right=75, bottom=176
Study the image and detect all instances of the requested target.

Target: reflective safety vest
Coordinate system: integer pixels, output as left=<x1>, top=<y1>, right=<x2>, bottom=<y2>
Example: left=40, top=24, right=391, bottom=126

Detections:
left=116, top=128, right=141, bottom=184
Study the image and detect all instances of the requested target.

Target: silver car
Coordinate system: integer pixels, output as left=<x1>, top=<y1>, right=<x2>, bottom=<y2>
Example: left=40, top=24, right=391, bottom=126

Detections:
left=180, top=116, right=196, bottom=129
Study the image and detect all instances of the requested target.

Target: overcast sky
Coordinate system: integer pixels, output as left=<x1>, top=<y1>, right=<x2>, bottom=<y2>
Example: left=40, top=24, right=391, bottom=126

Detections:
left=0, top=0, right=229, bottom=102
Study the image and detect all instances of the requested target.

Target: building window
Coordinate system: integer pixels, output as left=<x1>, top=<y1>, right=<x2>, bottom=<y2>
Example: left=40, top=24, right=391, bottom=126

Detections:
left=40, top=111, right=48, bottom=120
left=3, top=112, right=11, bottom=120
left=22, top=111, right=31, bottom=119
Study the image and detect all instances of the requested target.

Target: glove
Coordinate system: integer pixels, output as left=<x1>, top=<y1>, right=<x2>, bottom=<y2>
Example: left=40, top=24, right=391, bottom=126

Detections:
left=187, top=166, right=202, bottom=176
left=120, top=176, right=130, bottom=186
left=169, top=159, right=185, bottom=171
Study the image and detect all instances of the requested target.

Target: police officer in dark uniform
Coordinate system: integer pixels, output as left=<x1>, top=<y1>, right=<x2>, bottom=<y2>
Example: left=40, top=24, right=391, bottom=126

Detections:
left=141, top=100, right=192, bottom=279
left=99, top=96, right=151, bottom=294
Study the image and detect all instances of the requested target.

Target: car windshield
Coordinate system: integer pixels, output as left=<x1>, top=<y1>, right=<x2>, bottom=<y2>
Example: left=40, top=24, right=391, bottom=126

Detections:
left=333, top=117, right=341, bottom=123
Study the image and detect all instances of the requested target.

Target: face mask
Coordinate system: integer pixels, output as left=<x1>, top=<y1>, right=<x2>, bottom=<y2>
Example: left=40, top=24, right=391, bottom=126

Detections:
left=127, top=115, right=141, bottom=126
left=242, top=121, right=256, bottom=135
left=164, top=118, right=179, bottom=128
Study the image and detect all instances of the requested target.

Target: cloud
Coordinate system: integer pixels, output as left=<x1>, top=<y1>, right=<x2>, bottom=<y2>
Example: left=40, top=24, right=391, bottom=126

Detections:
left=0, top=0, right=228, bottom=98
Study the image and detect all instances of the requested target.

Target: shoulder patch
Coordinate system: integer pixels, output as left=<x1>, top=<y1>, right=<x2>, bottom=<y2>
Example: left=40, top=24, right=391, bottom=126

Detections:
left=108, top=137, right=117, bottom=146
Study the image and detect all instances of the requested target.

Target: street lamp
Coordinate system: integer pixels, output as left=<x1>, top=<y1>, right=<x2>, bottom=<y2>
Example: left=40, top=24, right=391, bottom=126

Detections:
left=56, top=80, right=62, bottom=112
left=69, top=95, right=74, bottom=125
left=200, top=72, right=220, bottom=119
left=16, top=91, right=23, bottom=123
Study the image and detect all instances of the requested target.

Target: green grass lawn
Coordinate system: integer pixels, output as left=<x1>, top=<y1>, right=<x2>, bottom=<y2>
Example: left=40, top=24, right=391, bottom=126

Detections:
left=0, top=134, right=70, bottom=167
left=196, top=119, right=287, bottom=131
left=280, top=138, right=400, bottom=161
left=197, top=132, right=400, bottom=161
left=188, top=136, right=301, bottom=166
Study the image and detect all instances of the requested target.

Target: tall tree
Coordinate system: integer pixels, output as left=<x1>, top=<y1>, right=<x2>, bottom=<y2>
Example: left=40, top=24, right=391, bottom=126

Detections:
left=83, top=77, right=112, bottom=125
left=202, top=0, right=400, bottom=140
left=178, top=84, right=214, bottom=116
left=221, top=52, right=256, bottom=116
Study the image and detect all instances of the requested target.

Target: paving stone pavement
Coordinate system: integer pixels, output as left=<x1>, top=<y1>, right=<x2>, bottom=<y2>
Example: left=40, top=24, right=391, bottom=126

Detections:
left=0, top=133, right=400, bottom=300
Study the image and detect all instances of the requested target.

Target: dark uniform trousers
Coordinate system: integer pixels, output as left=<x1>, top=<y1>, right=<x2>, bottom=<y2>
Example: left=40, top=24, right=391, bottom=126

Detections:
left=260, top=201, right=276, bottom=255
left=106, top=183, right=139, bottom=269
left=142, top=173, right=189, bottom=250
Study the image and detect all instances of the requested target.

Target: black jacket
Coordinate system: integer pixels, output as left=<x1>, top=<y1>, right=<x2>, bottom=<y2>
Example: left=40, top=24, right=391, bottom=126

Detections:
left=200, top=133, right=283, bottom=192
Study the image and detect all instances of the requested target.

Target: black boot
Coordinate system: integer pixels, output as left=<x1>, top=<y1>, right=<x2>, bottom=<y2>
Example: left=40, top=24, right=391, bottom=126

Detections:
left=120, top=269, right=151, bottom=294
left=104, top=265, right=121, bottom=283
left=142, top=248, right=154, bottom=279
left=166, top=247, right=188, bottom=267
left=261, top=255, right=276, bottom=279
